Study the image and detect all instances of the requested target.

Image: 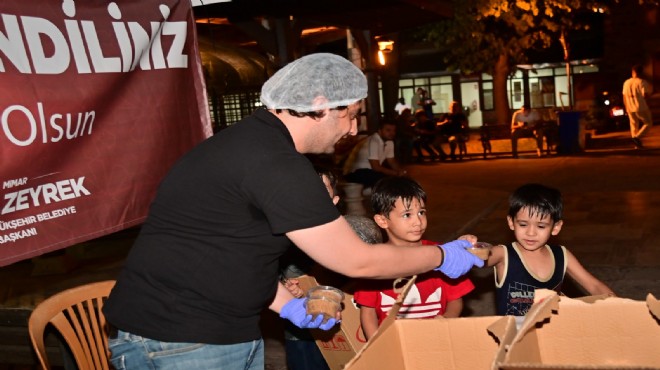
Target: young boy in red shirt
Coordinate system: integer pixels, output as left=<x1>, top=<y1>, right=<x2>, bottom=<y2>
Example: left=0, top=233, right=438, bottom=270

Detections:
left=354, top=176, right=475, bottom=340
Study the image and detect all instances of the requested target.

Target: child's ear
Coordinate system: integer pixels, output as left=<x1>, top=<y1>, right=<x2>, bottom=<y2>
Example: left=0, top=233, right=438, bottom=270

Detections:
left=506, top=216, right=515, bottom=230
left=551, top=220, right=563, bottom=236
left=373, top=214, right=389, bottom=229
left=332, top=195, right=340, bottom=205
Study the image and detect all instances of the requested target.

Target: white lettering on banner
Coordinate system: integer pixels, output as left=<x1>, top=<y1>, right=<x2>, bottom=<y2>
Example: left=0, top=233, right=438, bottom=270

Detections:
left=0, top=215, right=37, bottom=230
left=3, top=177, right=28, bottom=189
left=0, top=1, right=188, bottom=74
left=1, top=177, right=90, bottom=215
left=1, top=102, right=95, bottom=146
left=0, top=227, right=37, bottom=244
left=0, top=206, right=77, bottom=230
left=36, top=206, right=77, bottom=221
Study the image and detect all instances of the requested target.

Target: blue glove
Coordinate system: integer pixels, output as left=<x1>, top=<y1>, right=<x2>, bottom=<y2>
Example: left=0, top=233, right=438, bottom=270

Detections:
left=434, top=240, right=484, bottom=278
left=280, top=298, right=338, bottom=330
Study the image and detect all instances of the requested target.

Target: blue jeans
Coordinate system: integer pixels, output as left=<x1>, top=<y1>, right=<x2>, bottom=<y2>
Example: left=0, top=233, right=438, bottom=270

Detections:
left=108, top=329, right=264, bottom=370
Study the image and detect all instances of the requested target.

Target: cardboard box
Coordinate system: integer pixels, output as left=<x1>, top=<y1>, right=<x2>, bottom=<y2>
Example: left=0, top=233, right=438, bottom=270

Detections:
left=297, top=275, right=367, bottom=370
left=342, top=276, right=518, bottom=370
left=499, top=289, right=660, bottom=369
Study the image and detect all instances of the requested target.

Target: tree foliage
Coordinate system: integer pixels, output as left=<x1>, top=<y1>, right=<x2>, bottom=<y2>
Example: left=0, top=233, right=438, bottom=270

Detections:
left=422, top=0, right=657, bottom=76
left=418, top=0, right=657, bottom=122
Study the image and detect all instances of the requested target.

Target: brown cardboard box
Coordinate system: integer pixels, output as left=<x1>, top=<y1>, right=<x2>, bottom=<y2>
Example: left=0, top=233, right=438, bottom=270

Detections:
left=296, top=275, right=367, bottom=370
left=342, top=276, right=517, bottom=370
left=499, top=289, right=660, bottom=369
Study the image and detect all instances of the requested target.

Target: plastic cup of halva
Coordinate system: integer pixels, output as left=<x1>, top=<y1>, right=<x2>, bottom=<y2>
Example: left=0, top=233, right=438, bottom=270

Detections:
left=305, top=285, right=344, bottom=322
left=467, top=241, right=492, bottom=260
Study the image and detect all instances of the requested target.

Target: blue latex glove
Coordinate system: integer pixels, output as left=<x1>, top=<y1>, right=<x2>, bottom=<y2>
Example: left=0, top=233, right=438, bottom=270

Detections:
left=280, top=298, right=338, bottom=330
left=434, top=240, right=484, bottom=278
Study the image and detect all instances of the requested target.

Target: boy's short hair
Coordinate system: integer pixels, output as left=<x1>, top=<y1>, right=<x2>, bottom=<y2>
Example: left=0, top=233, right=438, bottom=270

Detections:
left=371, top=176, right=426, bottom=217
left=307, top=155, right=338, bottom=192
left=345, top=215, right=383, bottom=244
left=508, top=183, right=563, bottom=222
left=315, top=164, right=338, bottom=192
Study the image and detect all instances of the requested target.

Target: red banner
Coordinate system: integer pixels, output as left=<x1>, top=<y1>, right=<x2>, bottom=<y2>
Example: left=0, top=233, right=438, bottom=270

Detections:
left=0, top=0, right=212, bottom=266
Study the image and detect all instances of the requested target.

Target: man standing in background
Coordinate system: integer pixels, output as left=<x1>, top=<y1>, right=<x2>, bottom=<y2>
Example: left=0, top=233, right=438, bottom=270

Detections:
left=623, top=64, right=654, bottom=149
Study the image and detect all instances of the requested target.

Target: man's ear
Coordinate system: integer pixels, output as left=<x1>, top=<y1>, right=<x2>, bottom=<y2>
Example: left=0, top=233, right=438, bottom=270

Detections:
left=332, top=195, right=340, bottom=205
left=373, top=214, right=389, bottom=229
left=551, top=220, right=563, bottom=236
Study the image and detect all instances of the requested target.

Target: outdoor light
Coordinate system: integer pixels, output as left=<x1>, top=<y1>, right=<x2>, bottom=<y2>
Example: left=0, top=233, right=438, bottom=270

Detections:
left=377, top=40, right=394, bottom=53
left=377, top=39, right=394, bottom=66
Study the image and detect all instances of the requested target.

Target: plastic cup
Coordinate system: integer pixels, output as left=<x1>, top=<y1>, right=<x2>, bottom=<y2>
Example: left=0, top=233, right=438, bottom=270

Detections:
left=305, top=285, right=344, bottom=322
left=467, top=241, right=492, bottom=260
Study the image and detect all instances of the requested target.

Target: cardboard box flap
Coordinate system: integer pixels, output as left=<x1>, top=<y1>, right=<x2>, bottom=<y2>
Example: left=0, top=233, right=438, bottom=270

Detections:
left=376, top=275, right=417, bottom=329
left=488, top=315, right=518, bottom=345
left=344, top=275, right=416, bottom=368
left=512, top=289, right=560, bottom=344
left=647, top=293, right=660, bottom=320
left=502, top=291, right=660, bottom=369
left=487, top=316, right=519, bottom=367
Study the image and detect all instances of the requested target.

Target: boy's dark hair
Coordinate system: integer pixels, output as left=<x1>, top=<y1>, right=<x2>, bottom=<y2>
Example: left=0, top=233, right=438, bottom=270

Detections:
left=371, top=176, right=426, bottom=217
left=632, top=64, right=643, bottom=76
left=508, top=183, right=563, bottom=222
left=315, top=164, right=338, bottom=192
left=307, top=155, right=338, bottom=192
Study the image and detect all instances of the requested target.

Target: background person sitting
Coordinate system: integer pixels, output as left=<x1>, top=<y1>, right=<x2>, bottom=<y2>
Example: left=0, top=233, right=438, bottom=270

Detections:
left=412, top=109, right=445, bottom=162
left=437, top=101, right=469, bottom=161
left=344, top=120, right=407, bottom=189
left=511, top=104, right=545, bottom=158
left=394, top=97, right=411, bottom=116
left=395, top=107, right=416, bottom=164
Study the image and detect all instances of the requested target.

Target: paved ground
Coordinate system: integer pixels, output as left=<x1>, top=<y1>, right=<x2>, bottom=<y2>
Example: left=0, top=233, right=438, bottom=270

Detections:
left=2, top=127, right=659, bottom=370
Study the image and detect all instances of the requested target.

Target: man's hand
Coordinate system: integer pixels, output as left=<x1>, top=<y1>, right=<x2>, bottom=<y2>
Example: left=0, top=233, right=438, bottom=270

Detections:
left=434, top=240, right=484, bottom=278
left=280, top=298, right=338, bottom=330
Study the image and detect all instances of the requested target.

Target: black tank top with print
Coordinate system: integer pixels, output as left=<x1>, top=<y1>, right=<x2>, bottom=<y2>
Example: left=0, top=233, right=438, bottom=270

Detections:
left=495, top=243, right=566, bottom=316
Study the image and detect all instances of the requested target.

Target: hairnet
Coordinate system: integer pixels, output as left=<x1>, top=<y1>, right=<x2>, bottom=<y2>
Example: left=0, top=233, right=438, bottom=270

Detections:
left=260, top=53, right=368, bottom=112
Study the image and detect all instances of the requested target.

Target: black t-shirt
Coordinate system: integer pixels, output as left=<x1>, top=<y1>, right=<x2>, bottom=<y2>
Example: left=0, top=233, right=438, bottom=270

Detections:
left=440, top=112, right=467, bottom=136
left=103, top=108, right=341, bottom=344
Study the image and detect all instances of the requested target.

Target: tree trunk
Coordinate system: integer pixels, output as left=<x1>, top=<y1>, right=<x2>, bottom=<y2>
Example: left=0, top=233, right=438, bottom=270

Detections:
left=493, top=53, right=511, bottom=125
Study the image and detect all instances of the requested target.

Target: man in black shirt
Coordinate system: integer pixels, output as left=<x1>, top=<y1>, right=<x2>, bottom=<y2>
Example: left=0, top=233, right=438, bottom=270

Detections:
left=104, top=53, right=484, bottom=370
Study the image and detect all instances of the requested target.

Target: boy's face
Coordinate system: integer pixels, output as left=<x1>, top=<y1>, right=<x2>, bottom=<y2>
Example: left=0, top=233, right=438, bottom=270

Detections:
left=321, top=174, right=339, bottom=205
left=374, top=197, right=426, bottom=246
left=507, top=207, right=563, bottom=251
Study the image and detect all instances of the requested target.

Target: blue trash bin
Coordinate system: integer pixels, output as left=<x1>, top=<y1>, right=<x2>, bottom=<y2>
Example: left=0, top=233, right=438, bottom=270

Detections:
left=557, top=111, right=581, bottom=154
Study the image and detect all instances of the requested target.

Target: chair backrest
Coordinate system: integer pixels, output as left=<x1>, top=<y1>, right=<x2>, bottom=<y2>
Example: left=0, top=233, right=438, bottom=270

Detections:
left=28, top=280, right=116, bottom=370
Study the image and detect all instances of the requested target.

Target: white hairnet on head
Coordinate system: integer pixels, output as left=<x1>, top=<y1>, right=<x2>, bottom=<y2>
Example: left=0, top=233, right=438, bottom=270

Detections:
left=260, top=53, right=367, bottom=112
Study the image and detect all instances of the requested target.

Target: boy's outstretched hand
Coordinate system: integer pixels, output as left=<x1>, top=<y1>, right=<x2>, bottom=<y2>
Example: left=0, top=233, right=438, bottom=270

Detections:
left=434, top=240, right=485, bottom=278
left=280, top=298, right=338, bottom=330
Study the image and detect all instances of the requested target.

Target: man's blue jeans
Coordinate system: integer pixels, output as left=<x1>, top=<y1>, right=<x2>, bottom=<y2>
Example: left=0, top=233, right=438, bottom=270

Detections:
left=108, top=329, right=264, bottom=370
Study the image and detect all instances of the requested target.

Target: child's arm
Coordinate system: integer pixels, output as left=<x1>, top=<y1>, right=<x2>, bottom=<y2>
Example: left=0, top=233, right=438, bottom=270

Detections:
left=442, top=298, right=463, bottom=318
left=282, top=278, right=304, bottom=298
left=565, top=249, right=615, bottom=296
left=484, top=244, right=506, bottom=268
left=360, top=306, right=380, bottom=341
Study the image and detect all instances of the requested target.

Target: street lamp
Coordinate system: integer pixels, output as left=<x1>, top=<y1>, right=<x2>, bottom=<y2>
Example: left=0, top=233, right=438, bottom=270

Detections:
left=377, top=39, right=394, bottom=66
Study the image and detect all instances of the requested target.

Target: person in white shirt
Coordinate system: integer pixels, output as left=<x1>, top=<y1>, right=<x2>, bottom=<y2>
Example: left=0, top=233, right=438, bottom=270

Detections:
left=622, top=64, right=654, bottom=148
left=345, top=120, right=407, bottom=188
left=394, top=97, right=411, bottom=116
left=511, top=104, right=544, bottom=158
